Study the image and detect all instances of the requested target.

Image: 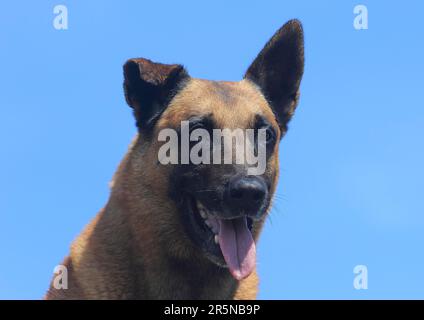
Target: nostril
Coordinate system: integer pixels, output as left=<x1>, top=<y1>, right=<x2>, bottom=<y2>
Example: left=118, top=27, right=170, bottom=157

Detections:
left=230, top=188, right=244, bottom=199
left=252, top=188, right=265, bottom=201
left=228, top=177, right=267, bottom=203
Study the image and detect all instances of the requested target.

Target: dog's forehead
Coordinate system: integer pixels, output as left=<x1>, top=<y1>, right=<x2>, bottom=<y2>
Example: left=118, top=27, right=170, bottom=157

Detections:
left=160, top=78, right=277, bottom=128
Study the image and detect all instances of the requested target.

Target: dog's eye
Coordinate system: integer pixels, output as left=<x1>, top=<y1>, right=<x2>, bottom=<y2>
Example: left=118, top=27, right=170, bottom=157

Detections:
left=189, top=122, right=206, bottom=132
left=265, top=127, right=276, bottom=144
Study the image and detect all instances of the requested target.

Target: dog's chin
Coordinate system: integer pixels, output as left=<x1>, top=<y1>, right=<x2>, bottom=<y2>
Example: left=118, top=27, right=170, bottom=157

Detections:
left=182, top=195, right=259, bottom=280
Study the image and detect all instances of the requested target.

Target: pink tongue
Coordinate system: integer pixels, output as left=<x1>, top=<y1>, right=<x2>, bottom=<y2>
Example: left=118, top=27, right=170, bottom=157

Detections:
left=218, top=218, right=256, bottom=280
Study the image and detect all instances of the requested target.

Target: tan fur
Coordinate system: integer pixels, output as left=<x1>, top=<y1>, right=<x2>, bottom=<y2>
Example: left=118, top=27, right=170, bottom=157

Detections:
left=45, top=78, right=286, bottom=300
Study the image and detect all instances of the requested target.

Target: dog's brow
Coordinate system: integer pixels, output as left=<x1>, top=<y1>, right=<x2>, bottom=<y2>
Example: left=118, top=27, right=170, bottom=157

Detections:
left=187, top=113, right=214, bottom=126
left=188, top=113, right=212, bottom=122
left=254, top=114, right=274, bottom=130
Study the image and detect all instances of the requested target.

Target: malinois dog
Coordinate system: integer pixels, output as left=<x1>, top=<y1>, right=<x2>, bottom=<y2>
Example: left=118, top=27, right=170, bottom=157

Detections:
left=46, top=19, right=304, bottom=299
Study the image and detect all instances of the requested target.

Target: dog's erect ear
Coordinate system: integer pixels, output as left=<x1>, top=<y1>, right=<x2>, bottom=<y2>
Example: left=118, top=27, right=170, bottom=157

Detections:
left=244, top=20, right=304, bottom=132
left=123, top=58, right=189, bottom=130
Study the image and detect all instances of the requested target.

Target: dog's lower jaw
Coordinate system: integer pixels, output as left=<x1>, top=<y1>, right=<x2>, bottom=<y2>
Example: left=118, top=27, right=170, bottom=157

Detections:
left=124, top=197, right=257, bottom=299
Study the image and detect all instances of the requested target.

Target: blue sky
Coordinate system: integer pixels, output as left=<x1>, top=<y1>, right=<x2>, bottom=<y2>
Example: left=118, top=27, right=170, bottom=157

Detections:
left=1, top=1, right=423, bottom=299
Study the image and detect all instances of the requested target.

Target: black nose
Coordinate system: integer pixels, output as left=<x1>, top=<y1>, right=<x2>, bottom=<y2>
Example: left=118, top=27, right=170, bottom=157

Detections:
left=225, top=176, right=268, bottom=216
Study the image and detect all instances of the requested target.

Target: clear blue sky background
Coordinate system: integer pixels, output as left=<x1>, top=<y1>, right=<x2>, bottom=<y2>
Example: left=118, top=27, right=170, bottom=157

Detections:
left=1, top=1, right=423, bottom=299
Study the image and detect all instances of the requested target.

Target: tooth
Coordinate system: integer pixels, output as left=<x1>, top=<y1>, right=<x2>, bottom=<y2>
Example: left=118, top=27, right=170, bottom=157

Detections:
left=214, top=235, right=219, bottom=244
left=197, top=201, right=204, bottom=209
left=197, top=201, right=207, bottom=219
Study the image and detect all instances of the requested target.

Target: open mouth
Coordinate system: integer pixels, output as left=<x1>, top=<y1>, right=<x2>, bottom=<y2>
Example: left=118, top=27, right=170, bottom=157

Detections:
left=187, top=196, right=256, bottom=280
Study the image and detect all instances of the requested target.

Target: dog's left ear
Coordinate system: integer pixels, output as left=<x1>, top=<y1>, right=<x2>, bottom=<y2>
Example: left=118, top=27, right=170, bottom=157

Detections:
left=245, top=20, right=304, bottom=132
left=123, top=58, right=189, bottom=131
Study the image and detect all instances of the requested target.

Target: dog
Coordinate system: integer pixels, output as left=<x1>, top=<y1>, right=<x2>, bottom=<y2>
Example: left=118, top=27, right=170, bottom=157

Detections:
left=45, top=19, right=304, bottom=299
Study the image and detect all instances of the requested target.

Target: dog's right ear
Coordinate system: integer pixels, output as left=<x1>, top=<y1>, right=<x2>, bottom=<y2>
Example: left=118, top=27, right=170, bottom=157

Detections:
left=123, top=58, right=189, bottom=131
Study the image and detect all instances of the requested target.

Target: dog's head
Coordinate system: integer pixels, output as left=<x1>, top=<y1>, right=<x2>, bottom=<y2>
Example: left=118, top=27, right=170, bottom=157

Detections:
left=122, top=20, right=304, bottom=280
